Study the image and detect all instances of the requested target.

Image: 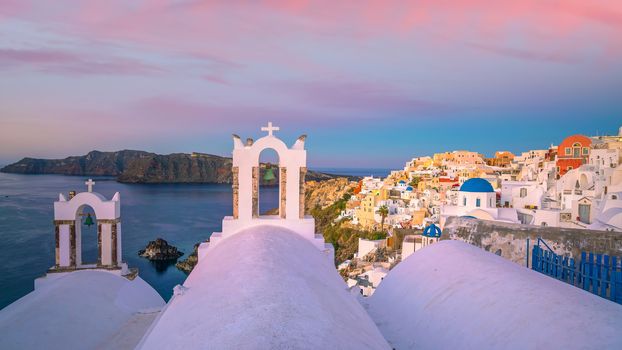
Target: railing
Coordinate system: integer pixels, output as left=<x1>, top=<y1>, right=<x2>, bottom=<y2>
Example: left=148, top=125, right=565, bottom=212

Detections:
left=531, top=239, right=622, bottom=305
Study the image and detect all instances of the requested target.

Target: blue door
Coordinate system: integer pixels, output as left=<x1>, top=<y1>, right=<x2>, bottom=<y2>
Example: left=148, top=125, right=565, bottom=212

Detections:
left=578, top=204, right=590, bottom=224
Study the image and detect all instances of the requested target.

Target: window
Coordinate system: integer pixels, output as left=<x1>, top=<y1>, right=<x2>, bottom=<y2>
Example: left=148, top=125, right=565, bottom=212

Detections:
left=476, top=198, right=481, bottom=207
left=520, top=188, right=527, bottom=198
left=463, top=197, right=466, bottom=206
left=582, top=147, right=589, bottom=155
left=565, top=147, right=571, bottom=155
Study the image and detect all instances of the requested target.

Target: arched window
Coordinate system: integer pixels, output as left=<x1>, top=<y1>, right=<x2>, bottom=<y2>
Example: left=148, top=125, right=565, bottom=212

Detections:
left=520, top=188, right=527, bottom=198
left=572, top=143, right=581, bottom=157
left=476, top=198, right=481, bottom=207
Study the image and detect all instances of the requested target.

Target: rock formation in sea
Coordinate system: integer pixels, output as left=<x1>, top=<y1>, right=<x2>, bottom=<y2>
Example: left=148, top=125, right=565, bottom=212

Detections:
left=138, top=238, right=184, bottom=261
left=0, top=150, right=356, bottom=184
left=175, top=242, right=199, bottom=273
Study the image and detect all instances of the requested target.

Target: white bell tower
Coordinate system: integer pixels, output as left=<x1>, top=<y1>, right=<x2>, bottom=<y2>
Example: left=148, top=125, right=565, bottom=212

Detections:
left=51, top=179, right=128, bottom=274
left=199, top=123, right=331, bottom=259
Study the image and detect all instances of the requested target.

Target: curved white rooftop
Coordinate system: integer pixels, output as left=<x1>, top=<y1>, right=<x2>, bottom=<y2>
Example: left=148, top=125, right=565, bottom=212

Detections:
left=367, top=240, right=622, bottom=350
left=138, top=225, right=390, bottom=349
left=0, top=270, right=165, bottom=349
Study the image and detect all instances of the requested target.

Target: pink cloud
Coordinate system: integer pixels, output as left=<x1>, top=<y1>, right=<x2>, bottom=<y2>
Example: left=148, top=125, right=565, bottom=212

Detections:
left=3, top=1, right=621, bottom=68
left=0, top=48, right=162, bottom=75
left=271, top=80, right=452, bottom=113
left=467, top=43, right=581, bottom=64
left=203, top=75, right=228, bottom=85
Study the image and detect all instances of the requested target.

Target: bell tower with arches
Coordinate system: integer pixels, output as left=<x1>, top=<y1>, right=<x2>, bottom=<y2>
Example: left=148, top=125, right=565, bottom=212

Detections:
left=200, top=122, right=331, bottom=259
left=52, top=179, right=126, bottom=272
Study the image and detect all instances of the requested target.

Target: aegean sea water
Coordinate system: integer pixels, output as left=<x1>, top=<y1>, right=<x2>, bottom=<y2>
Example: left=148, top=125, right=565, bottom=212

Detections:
left=0, top=169, right=388, bottom=309
left=0, top=173, right=278, bottom=309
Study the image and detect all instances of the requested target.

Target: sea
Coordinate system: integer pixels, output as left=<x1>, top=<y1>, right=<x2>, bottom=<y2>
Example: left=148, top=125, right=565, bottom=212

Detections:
left=0, top=168, right=390, bottom=310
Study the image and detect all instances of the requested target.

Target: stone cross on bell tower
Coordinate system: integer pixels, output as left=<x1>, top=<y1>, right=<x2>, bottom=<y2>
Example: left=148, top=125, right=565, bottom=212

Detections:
left=85, top=179, right=95, bottom=192
left=261, top=122, right=280, bottom=137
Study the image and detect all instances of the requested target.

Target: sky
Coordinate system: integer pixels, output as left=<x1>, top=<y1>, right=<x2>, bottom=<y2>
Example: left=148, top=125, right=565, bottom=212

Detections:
left=0, top=1, right=621, bottom=168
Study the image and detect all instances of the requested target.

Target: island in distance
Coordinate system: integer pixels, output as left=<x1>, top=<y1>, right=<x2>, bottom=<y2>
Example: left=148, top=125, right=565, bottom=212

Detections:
left=0, top=150, right=358, bottom=184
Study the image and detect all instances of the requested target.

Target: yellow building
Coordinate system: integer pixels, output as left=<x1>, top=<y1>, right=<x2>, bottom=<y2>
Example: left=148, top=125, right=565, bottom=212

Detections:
left=417, top=177, right=434, bottom=192
left=356, top=193, right=379, bottom=229
left=410, top=209, right=427, bottom=226
left=433, top=152, right=454, bottom=167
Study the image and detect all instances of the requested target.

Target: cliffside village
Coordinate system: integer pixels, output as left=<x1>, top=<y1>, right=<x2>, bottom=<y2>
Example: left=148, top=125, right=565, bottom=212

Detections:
left=339, top=126, right=622, bottom=296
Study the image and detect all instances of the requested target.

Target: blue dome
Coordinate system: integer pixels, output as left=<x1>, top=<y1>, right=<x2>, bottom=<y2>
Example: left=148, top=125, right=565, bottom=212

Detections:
left=422, top=224, right=442, bottom=238
left=398, top=180, right=406, bottom=184
left=406, top=186, right=413, bottom=191
left=460, top=178, right=494, bottom=193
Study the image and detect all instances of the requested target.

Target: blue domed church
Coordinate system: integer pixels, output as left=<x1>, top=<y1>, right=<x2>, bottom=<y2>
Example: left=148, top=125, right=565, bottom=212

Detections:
left=440, top=178, right=519, bottom=228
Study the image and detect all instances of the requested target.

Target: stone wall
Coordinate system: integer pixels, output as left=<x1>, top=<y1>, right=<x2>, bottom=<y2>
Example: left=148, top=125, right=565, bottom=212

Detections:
left=442, top=216, right=622, bottom=265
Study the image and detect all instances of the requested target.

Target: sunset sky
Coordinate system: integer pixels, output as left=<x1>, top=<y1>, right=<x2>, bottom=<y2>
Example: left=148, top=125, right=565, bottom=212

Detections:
left=1, top=1, right=621, bottom=168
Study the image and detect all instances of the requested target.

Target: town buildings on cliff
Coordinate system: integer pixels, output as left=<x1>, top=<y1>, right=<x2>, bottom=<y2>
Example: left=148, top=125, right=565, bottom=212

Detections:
left=342, top=126, right=622, bottom=237
left=1, top=124, right=622, bottom=349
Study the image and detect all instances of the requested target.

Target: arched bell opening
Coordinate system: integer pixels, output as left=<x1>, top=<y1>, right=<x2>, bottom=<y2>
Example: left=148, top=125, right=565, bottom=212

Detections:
left=75, top=204, right=98, bottom=267
left=256, top=148, right=282, bottom=218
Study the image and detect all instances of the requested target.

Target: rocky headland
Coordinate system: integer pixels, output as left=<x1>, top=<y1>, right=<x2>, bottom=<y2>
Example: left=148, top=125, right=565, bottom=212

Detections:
left=138, top=238, right=184, bottom=260
left=0, top=150, right=357, bottom=184
left=175, top=243, right=199, bottom=273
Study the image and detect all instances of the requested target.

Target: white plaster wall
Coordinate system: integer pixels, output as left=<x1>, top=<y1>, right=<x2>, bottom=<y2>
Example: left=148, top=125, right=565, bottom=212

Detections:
left=54, top=192, right=120, bottom=221
left=462, top=191, right=495, bottom=209
left=590, top=148, right=619, bottom=168
left=116, top=223, right=123, bottom=265
left=59, top=225, right=71, bottom=267
left=511, top=184, right=545, bottom=209
left=75, top=224, right=82, bottom=266
left=101, top=224, right=112, bottom=266
left=402, top=241, right=415, bottom=260
left=358, top=238, right=387, bottom=258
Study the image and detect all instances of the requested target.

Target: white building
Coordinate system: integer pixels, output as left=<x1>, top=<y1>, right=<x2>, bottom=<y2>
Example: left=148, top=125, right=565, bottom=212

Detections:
left=356, top=237, right=388, bottom=258
left=440, top=178, right=519, bottom=228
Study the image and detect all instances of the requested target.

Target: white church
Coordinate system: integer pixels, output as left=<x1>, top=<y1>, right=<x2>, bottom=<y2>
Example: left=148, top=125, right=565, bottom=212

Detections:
left=1, top=124, right=622, bottom=349
left=440, top=177, right=520, bottom=228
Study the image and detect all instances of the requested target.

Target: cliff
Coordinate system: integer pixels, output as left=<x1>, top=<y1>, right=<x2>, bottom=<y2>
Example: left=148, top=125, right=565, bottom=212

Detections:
left=305, top=178, right=356, bottom=212
left=0, top=150, right=353, bottom=184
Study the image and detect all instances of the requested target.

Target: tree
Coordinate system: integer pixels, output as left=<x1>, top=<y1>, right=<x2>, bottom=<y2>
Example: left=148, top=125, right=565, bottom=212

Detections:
left=377, top=205, right=389, bottom=231
left=409, top=176, right=421, bottom=188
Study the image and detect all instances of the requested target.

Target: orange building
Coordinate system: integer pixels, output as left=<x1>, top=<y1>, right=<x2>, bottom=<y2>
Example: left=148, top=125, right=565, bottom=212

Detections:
left=486, top=151, right=515, bottom=167
left=556, top=135, right=592, bottom=176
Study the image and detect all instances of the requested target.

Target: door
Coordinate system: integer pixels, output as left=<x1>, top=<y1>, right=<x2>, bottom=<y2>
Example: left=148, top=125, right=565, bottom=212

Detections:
left=578, top=204, right=590, bottom=224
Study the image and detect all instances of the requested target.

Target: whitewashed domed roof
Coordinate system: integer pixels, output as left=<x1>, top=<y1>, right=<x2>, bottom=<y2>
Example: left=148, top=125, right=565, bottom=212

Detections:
left=138, top=225, right=390, bottom=349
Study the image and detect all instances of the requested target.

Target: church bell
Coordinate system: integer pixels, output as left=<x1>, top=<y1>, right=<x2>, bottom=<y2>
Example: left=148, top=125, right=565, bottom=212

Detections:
left=263, top=164, right=276, bottom=181
left=84, top=213, right=94, bottom=227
